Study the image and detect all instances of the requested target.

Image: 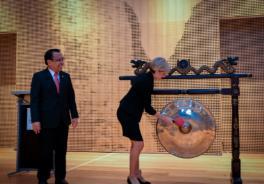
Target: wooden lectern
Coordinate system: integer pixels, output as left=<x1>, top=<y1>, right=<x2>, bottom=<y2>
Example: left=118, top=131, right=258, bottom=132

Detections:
left=9, top=90, right=40, bottom=175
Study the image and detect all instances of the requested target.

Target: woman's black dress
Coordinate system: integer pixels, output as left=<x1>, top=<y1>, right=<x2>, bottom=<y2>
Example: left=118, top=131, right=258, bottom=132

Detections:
left=117, top=72, right=156, bottom=141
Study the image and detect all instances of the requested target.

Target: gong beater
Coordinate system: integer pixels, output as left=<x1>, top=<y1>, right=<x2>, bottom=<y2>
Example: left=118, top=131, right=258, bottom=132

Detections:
left=156, top=99, right=216, bottom=158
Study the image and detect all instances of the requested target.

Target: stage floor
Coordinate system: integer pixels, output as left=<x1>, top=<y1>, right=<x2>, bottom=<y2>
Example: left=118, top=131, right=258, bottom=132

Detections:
left=0, top=148, right=263, bottom=184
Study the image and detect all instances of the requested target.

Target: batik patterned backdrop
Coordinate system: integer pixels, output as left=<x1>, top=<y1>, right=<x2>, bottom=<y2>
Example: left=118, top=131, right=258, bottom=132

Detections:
left=0, top=0, right=263, bottom=154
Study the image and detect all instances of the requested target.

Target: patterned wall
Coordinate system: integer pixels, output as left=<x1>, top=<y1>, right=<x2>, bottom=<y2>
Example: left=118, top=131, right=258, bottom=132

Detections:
left=0, top=0, right=263, bottom=154
left=0, top=33, right=17, bottom=147
left=220, top=17, right=264, bottom=152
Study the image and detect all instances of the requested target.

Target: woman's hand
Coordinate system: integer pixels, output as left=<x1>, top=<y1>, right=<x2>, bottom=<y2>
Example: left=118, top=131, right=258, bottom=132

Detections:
left=155, top=112, right=173, bottom=125
left=160, top=115, right=173, bottom=125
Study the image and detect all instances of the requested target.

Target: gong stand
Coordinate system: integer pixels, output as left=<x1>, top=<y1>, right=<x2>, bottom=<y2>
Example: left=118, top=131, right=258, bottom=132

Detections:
left=119, top=57, right=252, bottom=184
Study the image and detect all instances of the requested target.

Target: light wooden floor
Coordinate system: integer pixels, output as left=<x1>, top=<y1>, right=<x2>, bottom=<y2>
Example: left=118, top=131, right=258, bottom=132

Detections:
left=0, top=148, right=263, bottom=184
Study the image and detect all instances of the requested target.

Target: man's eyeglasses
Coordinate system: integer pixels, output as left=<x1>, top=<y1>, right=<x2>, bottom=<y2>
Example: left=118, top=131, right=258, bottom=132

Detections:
left=52, top=57, right=64, bottom=62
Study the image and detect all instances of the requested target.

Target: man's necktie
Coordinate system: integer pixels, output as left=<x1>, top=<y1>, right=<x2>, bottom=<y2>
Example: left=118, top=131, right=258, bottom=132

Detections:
left=54, top=73, right=60, bottom=93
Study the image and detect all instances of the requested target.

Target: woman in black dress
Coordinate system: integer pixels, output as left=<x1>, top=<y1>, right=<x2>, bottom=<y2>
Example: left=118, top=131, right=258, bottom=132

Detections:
left=117, top=57, right=172, bottom=184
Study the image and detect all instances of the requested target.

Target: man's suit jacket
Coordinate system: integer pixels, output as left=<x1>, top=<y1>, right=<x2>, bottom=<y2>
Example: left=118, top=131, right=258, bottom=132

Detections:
left=30, top=68, right=79, bottom=128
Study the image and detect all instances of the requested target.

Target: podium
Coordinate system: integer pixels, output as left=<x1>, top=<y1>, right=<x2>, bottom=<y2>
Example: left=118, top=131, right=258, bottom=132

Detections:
left=8, top=90, right=40, bottom=175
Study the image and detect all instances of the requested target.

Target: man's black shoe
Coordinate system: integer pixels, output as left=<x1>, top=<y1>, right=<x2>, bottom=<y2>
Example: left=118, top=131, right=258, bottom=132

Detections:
left=55, top=179, right=69, bottom=184
left=38, top=181, right=48, bottom=184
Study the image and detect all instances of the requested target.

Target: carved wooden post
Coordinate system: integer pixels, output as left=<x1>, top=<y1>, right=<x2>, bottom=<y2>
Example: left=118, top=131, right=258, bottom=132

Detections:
left=231, top=77, right=242, bottom=184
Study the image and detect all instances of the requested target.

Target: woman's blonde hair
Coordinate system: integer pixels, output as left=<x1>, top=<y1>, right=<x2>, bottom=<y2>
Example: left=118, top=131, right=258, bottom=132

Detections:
left=149, top=57, right=171, bottom=73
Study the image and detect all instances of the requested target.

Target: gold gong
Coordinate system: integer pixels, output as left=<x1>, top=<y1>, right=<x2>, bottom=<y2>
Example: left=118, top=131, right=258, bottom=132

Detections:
left=156, top=99, right=216, bottom=158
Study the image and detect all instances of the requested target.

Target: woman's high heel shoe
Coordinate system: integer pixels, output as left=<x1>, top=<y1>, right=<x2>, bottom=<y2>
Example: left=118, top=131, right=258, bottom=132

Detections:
left=127, top=176, right=140, bottom=184
left=136, top=170, right=151, bottom=184
left=137, top=177, right=151, bottom=184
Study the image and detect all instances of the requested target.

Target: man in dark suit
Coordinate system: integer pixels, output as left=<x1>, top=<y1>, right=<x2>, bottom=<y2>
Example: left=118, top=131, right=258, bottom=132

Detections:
left=30, top=48, right=79, bottom=184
